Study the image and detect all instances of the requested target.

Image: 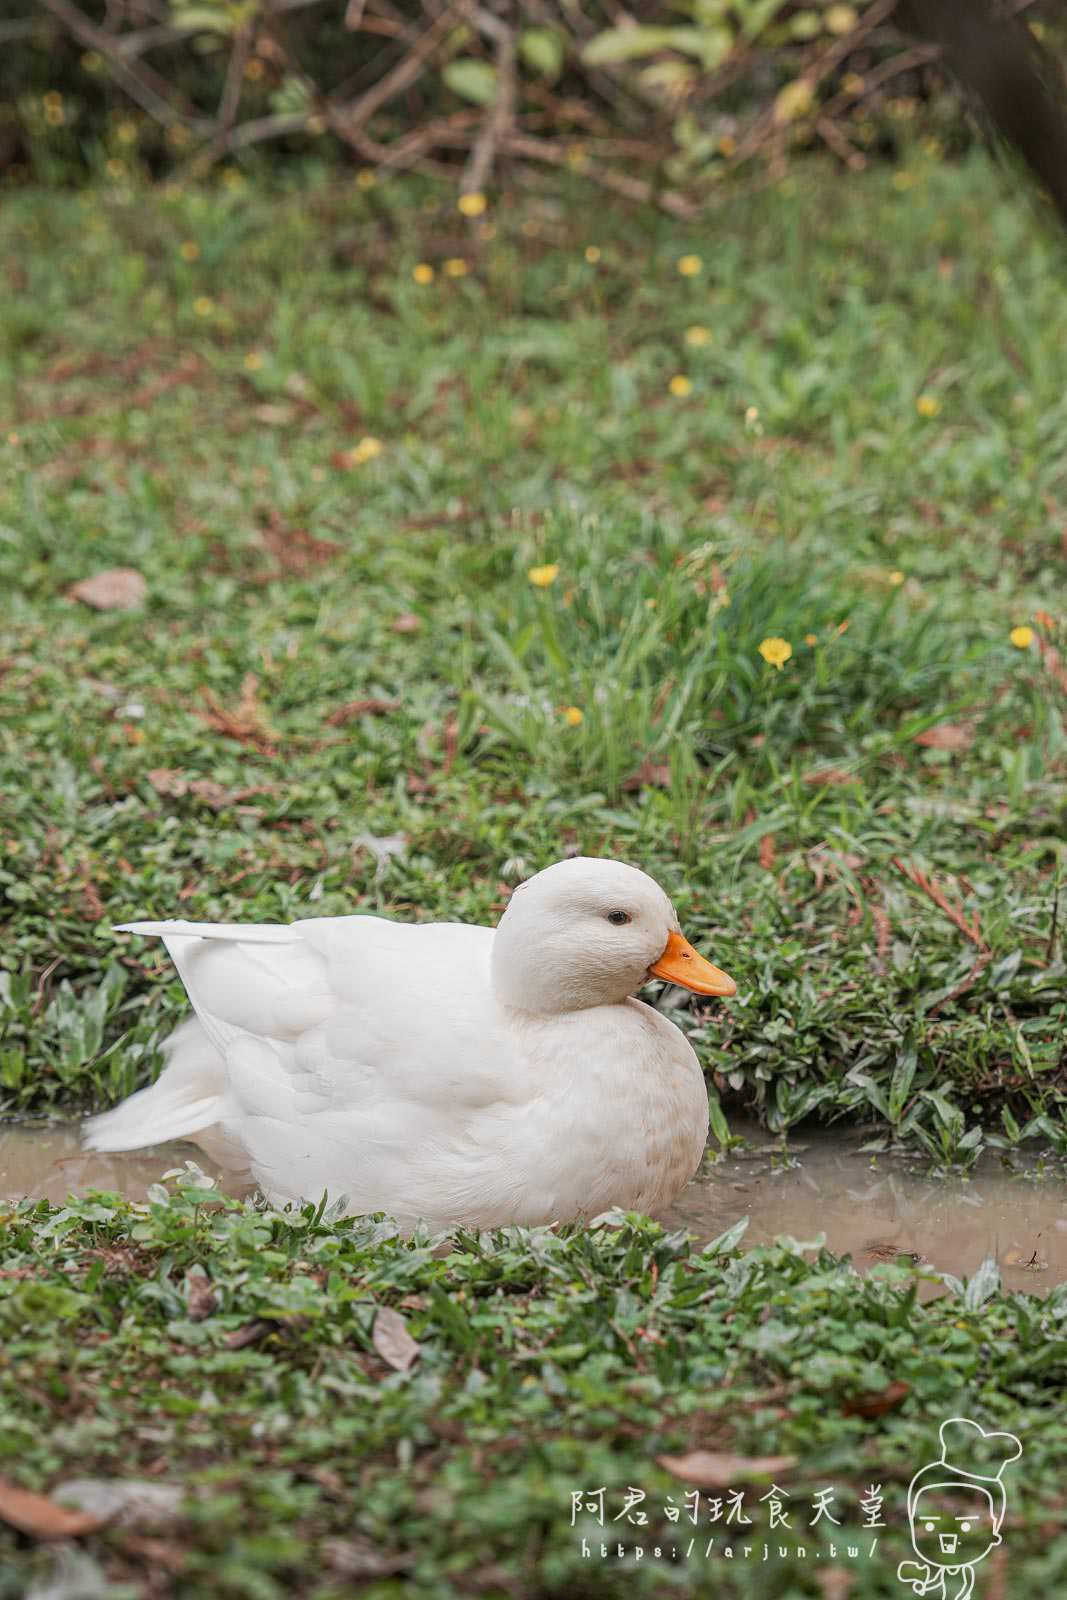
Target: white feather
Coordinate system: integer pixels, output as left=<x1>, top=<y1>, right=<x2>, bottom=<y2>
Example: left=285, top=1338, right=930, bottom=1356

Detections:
left=88, top=859, right=723, bottom=1229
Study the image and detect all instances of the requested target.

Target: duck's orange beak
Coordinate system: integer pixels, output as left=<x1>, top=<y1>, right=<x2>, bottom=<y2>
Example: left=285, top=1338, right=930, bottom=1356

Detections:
left=648, top=930, right=736, bottom=997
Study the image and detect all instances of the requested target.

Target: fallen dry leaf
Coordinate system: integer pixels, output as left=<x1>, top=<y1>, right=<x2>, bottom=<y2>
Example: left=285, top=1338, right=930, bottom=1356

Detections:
left=372, top=1306, right=421, bottom=1372
left=804, top=767, right=859, bottom=787
left=841, top=1379, right=910, bottom=1419
left=199, top=673, right=276, bottom=750
left=325, top=698, right=401, bottom=726
left=621, top=759, right=672, bottom=792
left=184, top=1270, right=217, bottom=1322
left=0, top=1476, right=107, bottom=1539
left=913, top=723, right=974, bottom=751
left=656, top=1450, right=796, bottom=1489
left=67, top=568, right=147, bottom=612
left=261, top=516, right=341, bottom=578
left=147, top=768, right=273, bottom=811
left=758, top=833, right=777, bottom=871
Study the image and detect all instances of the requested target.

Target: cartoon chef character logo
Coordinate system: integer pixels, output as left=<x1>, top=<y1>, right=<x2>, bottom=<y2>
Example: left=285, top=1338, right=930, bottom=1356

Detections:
left=897, top=1417, right=1022, bottom=1599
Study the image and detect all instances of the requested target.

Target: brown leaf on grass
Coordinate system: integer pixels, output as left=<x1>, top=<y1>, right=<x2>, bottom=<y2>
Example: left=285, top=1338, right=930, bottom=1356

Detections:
left=758, top=833, right=777, bottom=871
left=261, top=514, right=342, bottom=578
left=225, top=1320, right=273, bottom=1350
left=199, top=674, right=276, bottom=750
left=0, top=1476, right=107, bottom=1539
left=841, top=1379, right=910, bottom=1419
left=147, top=769, right=274, bottom=811
left=372, top=1306, right=421, bottom=1372
left=656, top=1450, right=796, bottom=1489
left=913, top=722, right=975, bottom=751
left=621, top=759, right=672, bottom=792
left=67, top=568, right=147, bottom=612
left=184, top=1270, right=218, bottom=1323
left=891, top=858, right=987, bottom=951
left=804, top=767, right=859, bottom=787
left=325, top=698, right=401, bottom=726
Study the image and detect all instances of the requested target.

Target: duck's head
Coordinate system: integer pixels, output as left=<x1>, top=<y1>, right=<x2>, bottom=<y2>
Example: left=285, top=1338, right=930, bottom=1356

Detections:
left=491, top=856, right=736, bottom=1015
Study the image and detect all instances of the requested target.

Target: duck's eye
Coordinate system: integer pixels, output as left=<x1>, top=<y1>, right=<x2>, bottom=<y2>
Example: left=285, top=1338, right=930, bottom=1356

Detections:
left=606, top=910, right=631, bottom=926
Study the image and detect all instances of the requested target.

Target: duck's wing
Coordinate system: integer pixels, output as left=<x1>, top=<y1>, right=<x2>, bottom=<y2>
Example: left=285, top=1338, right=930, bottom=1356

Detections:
left=111, top=913, right=506, bottom=1210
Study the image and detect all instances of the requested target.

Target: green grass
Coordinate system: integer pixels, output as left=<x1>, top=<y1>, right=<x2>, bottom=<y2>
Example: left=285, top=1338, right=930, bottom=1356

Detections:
left=2, top=151, right=1067, bottom=1596
left=3, top=1176, right=1067, bottom=1598
left=1, top=150, right=1065, bottom=1160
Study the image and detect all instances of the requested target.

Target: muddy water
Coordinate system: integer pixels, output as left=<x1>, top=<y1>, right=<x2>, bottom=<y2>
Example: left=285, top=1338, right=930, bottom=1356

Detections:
left=3, top=1121, right=1066, bottom=1294
left=668, top=1123, right=1067, bottom=1295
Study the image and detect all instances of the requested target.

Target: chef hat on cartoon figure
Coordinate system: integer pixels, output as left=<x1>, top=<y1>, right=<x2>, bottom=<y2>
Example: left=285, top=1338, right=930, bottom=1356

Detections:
left=907, top=1418, right=1023, bottom=1532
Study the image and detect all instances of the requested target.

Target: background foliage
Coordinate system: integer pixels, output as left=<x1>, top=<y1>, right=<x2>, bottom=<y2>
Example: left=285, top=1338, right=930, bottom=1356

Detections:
left=4, top=0, right=1061, bottom=203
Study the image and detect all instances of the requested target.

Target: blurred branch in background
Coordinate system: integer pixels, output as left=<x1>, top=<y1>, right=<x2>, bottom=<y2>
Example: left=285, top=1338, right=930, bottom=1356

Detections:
left=900, top=0, right=1067, bottom=228
left=2, top=0, right=1066, bottom=221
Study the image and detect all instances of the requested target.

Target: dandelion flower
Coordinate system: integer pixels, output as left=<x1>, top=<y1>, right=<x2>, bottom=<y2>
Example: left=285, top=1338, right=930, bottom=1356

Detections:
left=192, top=296, right=214, bottom=317
left=443, top=258, right=468, bottom=277
left=1010, top=625, right=1034, bottom=649
left=916, top=394, right=940, bottom=417
left=243, top=351, right=263, bottom=371
left=412, top=263, right=435, bottom=285
left=458, top=191, right=488, bottom=217
left=528, top=563, right=560, bottom=588
left=685, top=325, right=712, bottom=347
left=677, top=254, right=703, bottom=277
left=804, top=632, right=818, bottom=646
left=179, top=240, right=200, bottom=262
left=351, top=436, right=383, bottom=465
left=584, top=246, right=601, bottom=264
left=669, top=375, right=693, bottom=398
left=888, top=570, right=905, bottom=586
left=759, top=637, right=793, bottom=670
left=561, top=705, right=584, bottom=726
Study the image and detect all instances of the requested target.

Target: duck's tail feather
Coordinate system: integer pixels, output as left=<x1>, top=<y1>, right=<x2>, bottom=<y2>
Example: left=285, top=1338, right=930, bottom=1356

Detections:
left=83, top=1017, right=228, bottom=1153
left=115, top=920, right=298, bottom=943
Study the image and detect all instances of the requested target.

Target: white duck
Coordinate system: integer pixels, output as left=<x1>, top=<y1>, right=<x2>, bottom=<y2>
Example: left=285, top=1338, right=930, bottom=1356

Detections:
left=85, top=857, right=736, bottom=1230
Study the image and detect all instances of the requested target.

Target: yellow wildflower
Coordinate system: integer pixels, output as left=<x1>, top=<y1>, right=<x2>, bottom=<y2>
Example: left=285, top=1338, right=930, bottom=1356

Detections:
left=759, top=637, right=793, bottom=670
left=179, top=240, right=200, bottom=262
left=458, top=191, right=488, bottom=217
left=351, top=436, right=383, bottom=465
left=1010, top=625, right=1034, bottom=649
left=192, top=296, right=214, bottom=317
left=562, top=706, right=584, bottom=726
left=243, top=352, right=263, bottom=371
left=528, top=563, right=560, bottom=588
left=677, top=254, right=703, bottom=277
left=669, top=375, right=693, bottom=398
left=584, top=246, right=601, bottom=264
left=916, top=394, right=941, bottom=417
left=412, top=262, right=435, bottom=285
left=443, top=258, right=468, bottom=277
left=888, top=570, right=905, bottom=586
left=685, top=325, right=712, bottom=347
left=804, top=633, right=818, bottom=646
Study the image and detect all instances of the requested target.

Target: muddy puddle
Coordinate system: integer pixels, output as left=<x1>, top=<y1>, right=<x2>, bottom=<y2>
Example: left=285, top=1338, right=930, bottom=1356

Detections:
left=668, top=1122, right=1067, bottom=1295
left=3, top=1120, right=1067, bottom=1294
